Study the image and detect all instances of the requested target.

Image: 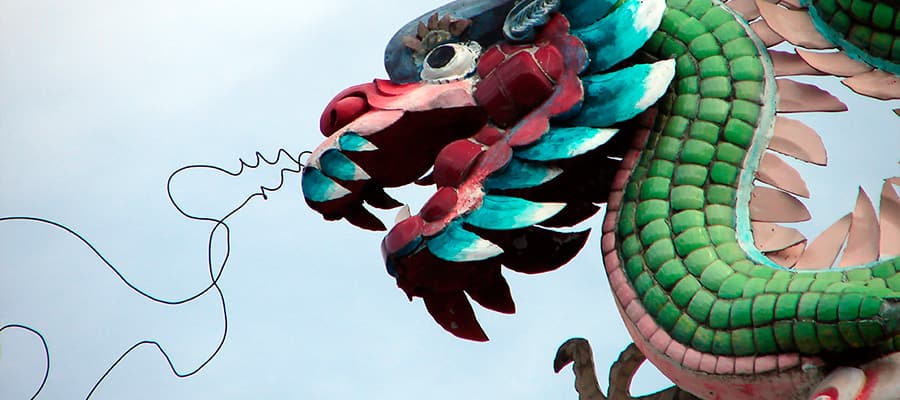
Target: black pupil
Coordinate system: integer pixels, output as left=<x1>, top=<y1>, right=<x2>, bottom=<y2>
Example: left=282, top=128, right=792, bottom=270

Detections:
left=426, top=45, right=456, bottom=69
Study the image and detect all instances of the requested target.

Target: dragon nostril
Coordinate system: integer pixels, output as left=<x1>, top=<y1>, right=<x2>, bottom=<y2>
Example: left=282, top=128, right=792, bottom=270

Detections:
left=320, top=95, right=369, bottom=136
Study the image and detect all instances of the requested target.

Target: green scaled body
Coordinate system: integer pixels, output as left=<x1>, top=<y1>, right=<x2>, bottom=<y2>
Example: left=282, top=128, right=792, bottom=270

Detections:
left=617, top=0, right=900, bottom=357
left=805, top=0, right=900, bottom=75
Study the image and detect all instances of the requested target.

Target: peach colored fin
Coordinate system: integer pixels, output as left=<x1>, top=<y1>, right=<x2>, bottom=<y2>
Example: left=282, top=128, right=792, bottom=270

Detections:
left=753, top=221, right=806, bottom=251
left=842, top=70, right=900, bottom=100
left=778, top=0, right=803, bottom=9
left=756, top=152, right=811, bottom=197
left=769, top=117, right=827, bottom=165
left=795, top=213, right=851, bottom=270
left=756, top=0, right=834, bottom=49
left=879, top=179, right=900, bottom=258
left=766, top=241, right=807, bottom=267
left=770, top=50, right=825, bottom=76
left=839, top=188, right=879, bottom=267
left=796, top=49, right=872, bottom=77
left=728, top=0, right=762, bottom=19
left=750, top=186, right=811, bottom=222
left=750, top=19, right=785, bottom=47
left=776, top=79, right=848, bottom=112
left=894, top=109, right=899, bottom=117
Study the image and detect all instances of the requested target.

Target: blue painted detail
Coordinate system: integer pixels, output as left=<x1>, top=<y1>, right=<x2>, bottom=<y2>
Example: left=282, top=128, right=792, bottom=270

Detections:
left=427, top=221, right=503, bottom=262
left=483, top=158, right=562, bottom=190
left=515, top=126, right=619, bottom=161
left=301, top=167, right=352, bottom=202
left=572, top=0, right=665, bottom=73
left=319, top=149, right=371, bottom=181
left=503, top=0, right=561, bottom=42
left=567, top=59, right=675, bottom=128
left=559, top=0, right=618, bottom=29
left=464, top=195, right=565, bottom=230
left=339, top=133, right=378, bottom=152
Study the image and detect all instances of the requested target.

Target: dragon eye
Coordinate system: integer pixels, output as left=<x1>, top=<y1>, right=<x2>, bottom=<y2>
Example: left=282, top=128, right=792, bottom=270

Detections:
left=420, top=41, right=482, bottom=83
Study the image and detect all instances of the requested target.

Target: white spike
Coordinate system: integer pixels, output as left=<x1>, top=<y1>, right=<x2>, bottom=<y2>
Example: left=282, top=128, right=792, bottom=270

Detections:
left=756, top=152, right=811, bottom=197
left=769, top=117, right=827, bottom=165
left=839, top=188, right=879, bottom=267
left=795, top=213, right=851, bottom=270
left=879, top=179, right=900, bottom=258
left=749, top=186, right=811, bottom=222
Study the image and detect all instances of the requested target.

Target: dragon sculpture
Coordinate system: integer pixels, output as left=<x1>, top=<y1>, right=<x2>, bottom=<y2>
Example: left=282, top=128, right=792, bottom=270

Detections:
left=301, top=0, right=900, bottom=398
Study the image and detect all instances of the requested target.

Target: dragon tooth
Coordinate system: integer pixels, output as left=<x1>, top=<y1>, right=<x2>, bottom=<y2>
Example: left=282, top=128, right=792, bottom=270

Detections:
left=465, top=195, right=565, bottom=230
left=769, top=116, right=827, bottom=165
left=755, top=152, right=811, bottom=198
left=484, top=159, right=563, bottom=190
left=318, top=149, right=371, bottom=181
left=839, top=188, right=880, bottom=267
left=338, top=133, right=378, bottom=152
left=427, top=221, right=503, bottom=262
left=300, top=167, right=352, bottom=203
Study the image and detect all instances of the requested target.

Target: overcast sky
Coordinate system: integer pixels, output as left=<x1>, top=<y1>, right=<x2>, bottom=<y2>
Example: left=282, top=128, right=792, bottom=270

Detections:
left=1, top=1, right=897, bottom=399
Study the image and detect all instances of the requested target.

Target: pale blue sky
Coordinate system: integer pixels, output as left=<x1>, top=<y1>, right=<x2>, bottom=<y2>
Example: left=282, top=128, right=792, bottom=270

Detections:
left=0, top=1, right=897, bottom=399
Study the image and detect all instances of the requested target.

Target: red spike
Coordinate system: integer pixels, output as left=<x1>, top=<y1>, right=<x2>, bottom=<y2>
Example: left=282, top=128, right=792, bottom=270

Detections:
left=466, top=270, right=516, bottom=314
left=423, top=291, right=488, bottom=341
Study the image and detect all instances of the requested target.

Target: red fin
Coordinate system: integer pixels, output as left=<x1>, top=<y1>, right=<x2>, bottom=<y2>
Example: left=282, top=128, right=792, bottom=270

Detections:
left=466, top=269, right=515, bottom=314
left=423, top=291, right=488, bottom=341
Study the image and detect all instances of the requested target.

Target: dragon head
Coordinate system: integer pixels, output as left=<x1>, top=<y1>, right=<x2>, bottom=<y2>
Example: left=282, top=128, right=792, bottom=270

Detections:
left=302, top=0, right=674, bottom=341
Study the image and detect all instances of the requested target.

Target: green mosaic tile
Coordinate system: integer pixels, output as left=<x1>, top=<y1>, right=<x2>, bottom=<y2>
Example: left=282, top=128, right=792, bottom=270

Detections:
left=655, top=136, right=683, bottom=161
left=712, top=330, right=732, bottom=354
left=722, top=117, right=755, bottom=148
left=722, top=38, right=759, bottom=59
left=731, top=259, right=754, bottom=274
left=849, top=0, right=874, bottom=23
left=798, top=292, right=822, bottom=319
left=860, top=296, right=882, bottom=318
left=747, top=264, right=775, bottom=279
left=690, top=32, right=721, bottom=59
left=886, top=272, right=900, bottom=290
left=708, top=226, right=735, bottom=245
left=773, top=321, right=795, bottom=351
left=636, top=199, right=670, bottom=226
left=621, top=234, right=641, bottom=259
left=705, top=204, right=734, bottom=226
left=709, top=300, right=732, bottom=329
left=649, top=160, right=676, bottom=178
left=677, top=76, right=700, bottom=95
left=671, top=210, right=705, bottom=233
left=663, top=115, right=691, bottom=138
left=687, top=289, right=716, bottom=322
left=672, top=276, right=703, bottom=307
left=675, top=227, right=712, bottom=256
left=707, top=185, right=736, bottom=205
left=672, top=185, right=706, bottom=210
left=701, top=259, right=734, bottom=291
left=816, top=294, right=840, bottom=323
left=715, top=242, right=745, bottom=264
left=765, top=277, right=791, bottom=294
left=859, top=320, right=885, bottom=345
left=677, top=20, right=709, bottom=43
left=872, top=3, right=894, bottom=30
left=732, top=328, right=756, bottom=356
left=718, top=273, right=747, bottom=299
left=838, top=321, right=866, bottom=348
left=661, top=37, right=689, bottom=58
left=788, top=277, right=815, bottom=292
left=730, top=56, right=764, bottom=81
left=685, top=246, right=718, bottom=275
left=646, top=239, right=677, bottom=272
left=731, top=297, right=753, bottom=328
left=660, top=9, right=691, bottom=33
left=657, top=259, right=689, bottom=289
left=713, top=21, right=746, bottom=43
left=742, top=278, right=767, bottom=298
left=794, top=321, right=821, bottom=354
left=699, top=6, right=733, bottom=30
left=734, top=80, right=764, bottom=102
left=672, top=314, right=700, bottom=343
left=643, top=285, right=669, bottom=315
left=673, top=93, right=701, bottom=119
left=688, top=120, right=721, bottom=143
left=618, top=203, right=636, bottom=236
left=674, top=164, right=709, bottom=187
left=691, top=326, right=715, bottom=353
left=634, top=272, right=655, bottom=296
left=849, top=25, right=873, bottom=50
left=754, top=326, right=778, bottom=354
left=640, top=219, right=672, bottom=246
left=681, top=139, right=716, bottom=165
left=730, top=100, right=761, bottom=125
left=870, top=31, right=892, bottom=58
left=699, top=76, right=732, bottom=98
left=698, top=55, right=730, bottom=78
left=817, top=324, right=845, bottom=352
left=625, top=255, right=645, bottom=280
left=698, top=98, right=731, bottom=124
left=774, top=293, right=801, bottom=320
left=715, top=142, right=746, bottom=165
left=658, top=302, right=683, bottom=330
left=676, top=54, right=699, bottom=78
left=830, top=10, right=852, bottom=35
left=640, top=177, right=672, bottom=200
left=752, top=294, right=777, bottom=325
left=684, top=0, right=714, bottom=18
left=710, top=161, right=740, bottom=185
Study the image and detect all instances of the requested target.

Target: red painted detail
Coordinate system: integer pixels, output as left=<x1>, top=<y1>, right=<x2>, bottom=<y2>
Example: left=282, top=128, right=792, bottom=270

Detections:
left=319, top=80, right=427, bottom=135
left=473, top=125, right=504, bottom=145
left=321, top=95, right=369, bottom=136
left=383, top=215, right=424, bottom=255
left=421, top=187, right=459, bottom=222
left=534, top=45, right=564, bottom=81
left=373, top=78, right=412, bottom=96
left=475, top=50, right=555, bottom=127
left=475, top=141, right=514, bottom=177
left=811, top=387, right=838, bottom=400
left=433, top=139, right=485, bottom=187
left=857, top=368, right=878, bottom=400
left=476, top=46, right=506, bottom=79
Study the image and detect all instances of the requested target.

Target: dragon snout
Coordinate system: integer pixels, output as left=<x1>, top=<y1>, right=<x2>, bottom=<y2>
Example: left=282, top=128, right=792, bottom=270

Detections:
left=319, top=92, right=369, bottom=136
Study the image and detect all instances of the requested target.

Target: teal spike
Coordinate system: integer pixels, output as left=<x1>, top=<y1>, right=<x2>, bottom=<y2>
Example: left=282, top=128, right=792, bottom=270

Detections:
left=465, top=195, right=565, bottom=230
left=301, top=167, right=352, bottom=202
left=515, top=126, right=619, bottom=161
left=319, top=148, right=371, bottom=181
left=567, top=59, right=675, bottom=128
left=338, top=132, right=378, bottom=152
left=572, top=0, right=665, bottom=73
left=560, top=0, right=618, bottom=29
left=427, top=221, right=503, bottom=262
left=484, top=158, right=562, bottom=190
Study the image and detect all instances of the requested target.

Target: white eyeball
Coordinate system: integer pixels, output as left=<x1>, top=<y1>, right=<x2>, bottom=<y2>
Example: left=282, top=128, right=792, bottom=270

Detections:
left=420, top=41, right=482, bottom=83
